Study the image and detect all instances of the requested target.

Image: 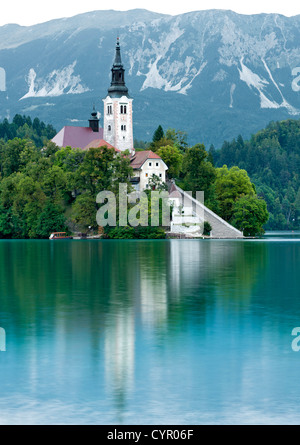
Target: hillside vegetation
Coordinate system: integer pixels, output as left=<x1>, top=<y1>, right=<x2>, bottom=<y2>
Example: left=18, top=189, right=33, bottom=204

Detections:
left=211, top=119, right=300, bottom=230
left=2, top=115, right=299, bottom=238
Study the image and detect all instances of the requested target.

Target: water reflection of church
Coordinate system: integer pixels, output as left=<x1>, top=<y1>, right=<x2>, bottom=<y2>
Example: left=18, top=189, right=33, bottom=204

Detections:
left=103, top=240, right=251, bottom=405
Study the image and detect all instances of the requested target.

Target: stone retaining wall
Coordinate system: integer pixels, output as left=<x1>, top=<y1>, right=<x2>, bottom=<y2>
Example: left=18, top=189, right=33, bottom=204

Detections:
left=174, top=184, right=244, bottom=239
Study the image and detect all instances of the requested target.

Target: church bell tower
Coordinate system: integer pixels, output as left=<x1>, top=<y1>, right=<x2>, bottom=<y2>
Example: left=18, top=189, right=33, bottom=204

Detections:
left=103, top=38, right=134, bottom=153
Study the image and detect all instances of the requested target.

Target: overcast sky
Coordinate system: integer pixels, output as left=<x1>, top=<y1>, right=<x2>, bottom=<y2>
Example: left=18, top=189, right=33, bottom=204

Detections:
left=0, top=1, right=299, bottom=26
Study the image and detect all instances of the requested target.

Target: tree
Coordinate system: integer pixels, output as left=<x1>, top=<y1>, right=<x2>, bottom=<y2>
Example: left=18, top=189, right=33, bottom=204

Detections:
left=203, top=221, right=212, bottom=236
left=214, top=165, right=255, bottom=222
left=0, top=204, right=12, bottom=238
left=152, top=125, right=164, bottom=143
left=232, top=195, right=269, bottom=236
left=35, top=201, right=67, bottom=239
left=0, top=138, right=30, bottom=177
left=157, top=145, right=183, bottom=178
left=150, top=126, right=176, bottom=152
left=165, top=128, right=188, bottom=152
left=41, top=165, right=69, bottom=204
left=182, top=144, right=217, bottom=205
left=54, top=146, right=85, bottom=172
left=74, top=146, right=115, bottom=195
left=207, top=144, right=216, bottom=165
left=0, top=172, right=47, bottom=238
left=110, top=151, right=133, bottom=195
left=71, top=192, right=98, bottom=230
left=148, top=174, right=168, bottom=191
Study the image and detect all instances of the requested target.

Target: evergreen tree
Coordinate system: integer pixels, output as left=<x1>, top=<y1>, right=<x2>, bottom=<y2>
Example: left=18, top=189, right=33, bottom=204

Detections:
left=152, top=125, right=164, bottom=143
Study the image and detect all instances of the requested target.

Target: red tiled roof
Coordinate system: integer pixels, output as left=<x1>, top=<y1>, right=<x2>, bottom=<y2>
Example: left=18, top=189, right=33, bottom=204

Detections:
left=83, top=139, right=121, bottom=152
left=130, top=150, right=162, bottom=169
left=52, top=126, right=104, bottom=149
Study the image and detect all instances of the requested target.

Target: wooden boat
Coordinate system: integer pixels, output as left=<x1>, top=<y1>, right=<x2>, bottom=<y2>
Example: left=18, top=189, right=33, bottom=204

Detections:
left=49, top=232, right=73, bottom=240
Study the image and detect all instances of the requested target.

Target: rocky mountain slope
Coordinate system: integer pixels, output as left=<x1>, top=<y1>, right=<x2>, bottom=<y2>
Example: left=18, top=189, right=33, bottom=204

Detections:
left=0, top=9, right=299, bottom=146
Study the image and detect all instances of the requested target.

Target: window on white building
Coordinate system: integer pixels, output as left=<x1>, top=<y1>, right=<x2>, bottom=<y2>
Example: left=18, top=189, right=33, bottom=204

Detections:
left=107, top=105, right=112, bottom=115
left=149, top=162, right=152, bottom=167
left=156, top=162, right=159, bottom=167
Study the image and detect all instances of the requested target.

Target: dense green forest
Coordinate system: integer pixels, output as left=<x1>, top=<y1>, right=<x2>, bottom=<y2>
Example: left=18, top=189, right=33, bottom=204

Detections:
left=210, top=119, right=300, bottom=230
left=0, top=115, right=56, bottom=148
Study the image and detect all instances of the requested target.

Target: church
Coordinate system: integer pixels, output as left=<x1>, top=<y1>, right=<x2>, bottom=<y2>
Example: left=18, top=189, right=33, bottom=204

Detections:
left=52, top=39, right=244, bottom=238
left=52, top=38, right=168, bottom=191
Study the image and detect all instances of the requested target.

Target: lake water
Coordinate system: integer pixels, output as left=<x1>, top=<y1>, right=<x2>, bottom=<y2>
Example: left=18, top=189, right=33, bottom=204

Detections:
left=0, top=234, right=300, bottom=425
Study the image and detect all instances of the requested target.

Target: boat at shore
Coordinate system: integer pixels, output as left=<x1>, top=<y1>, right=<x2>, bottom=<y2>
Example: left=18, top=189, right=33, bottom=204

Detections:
left=49, top=232, right=73, bottom=240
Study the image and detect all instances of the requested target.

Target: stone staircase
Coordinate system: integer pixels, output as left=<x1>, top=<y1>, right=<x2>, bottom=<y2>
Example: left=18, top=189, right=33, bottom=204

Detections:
left=170, top=183, right=244, bottom=239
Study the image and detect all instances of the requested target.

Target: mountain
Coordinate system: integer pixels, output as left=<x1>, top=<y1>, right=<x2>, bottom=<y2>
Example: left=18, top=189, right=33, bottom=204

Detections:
left=0, top=9, right=300, bottom=146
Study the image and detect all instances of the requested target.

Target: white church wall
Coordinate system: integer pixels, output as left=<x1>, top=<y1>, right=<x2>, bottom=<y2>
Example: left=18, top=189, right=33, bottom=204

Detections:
left=103, top=95, right=133, bottom=153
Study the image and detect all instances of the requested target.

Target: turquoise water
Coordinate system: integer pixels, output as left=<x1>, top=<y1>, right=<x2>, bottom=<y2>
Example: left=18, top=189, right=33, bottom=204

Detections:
left=0, top=234, right=300, bottom=424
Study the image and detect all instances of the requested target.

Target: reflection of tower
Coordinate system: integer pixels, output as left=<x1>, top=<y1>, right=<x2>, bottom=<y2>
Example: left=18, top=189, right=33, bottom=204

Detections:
left=104, top=309, right=135, bottom=395
left=0, top=327, right=6, bottom=351
left=103, top=38, right=134, bottom=153
left=140, top=269, right=167, bottom=328
left=169, top=240, right=203, bottom=299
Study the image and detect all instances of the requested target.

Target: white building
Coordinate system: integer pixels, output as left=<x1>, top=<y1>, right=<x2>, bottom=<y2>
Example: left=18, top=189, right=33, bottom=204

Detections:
left=130, top=150, right=168, bottom=191
left=103, top=38, right=134, bottom=154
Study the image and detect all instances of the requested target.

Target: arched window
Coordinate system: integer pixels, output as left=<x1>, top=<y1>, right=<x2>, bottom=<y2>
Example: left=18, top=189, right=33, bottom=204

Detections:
left=108, top=125, right=111, bottom=132
left=120, top=105, right=127, bottom=115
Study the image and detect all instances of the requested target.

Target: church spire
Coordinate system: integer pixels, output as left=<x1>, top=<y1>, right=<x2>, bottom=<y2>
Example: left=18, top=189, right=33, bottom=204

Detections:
left=113, top=37, right=122, bottom=66
left=108, top=38, right=129, bottom=98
